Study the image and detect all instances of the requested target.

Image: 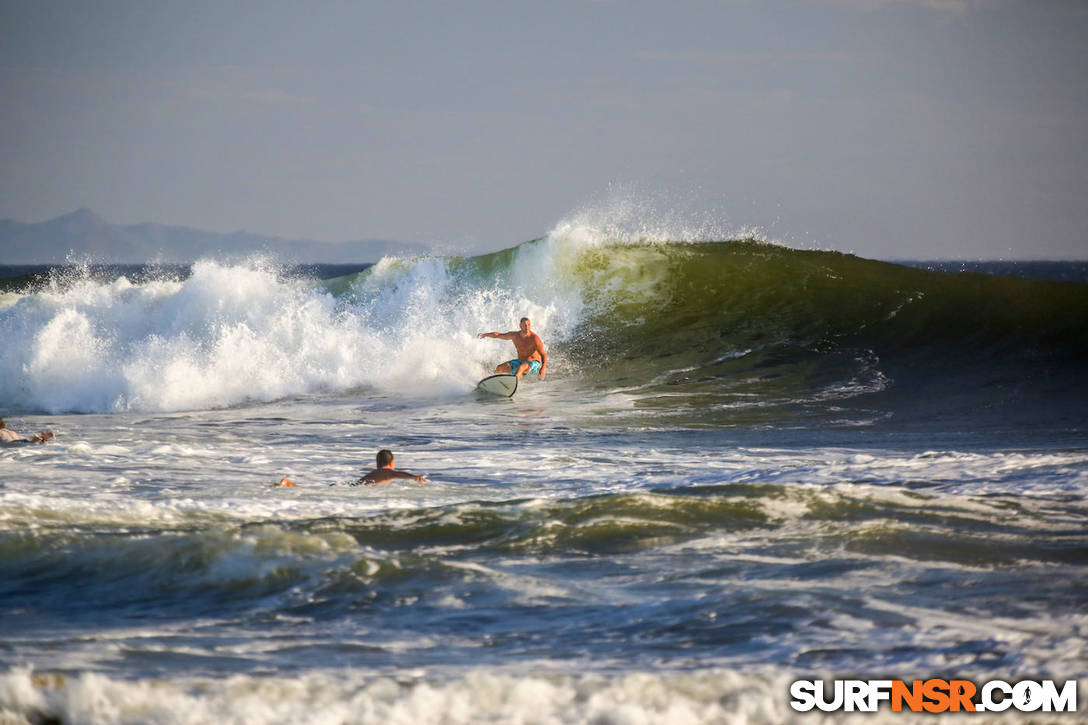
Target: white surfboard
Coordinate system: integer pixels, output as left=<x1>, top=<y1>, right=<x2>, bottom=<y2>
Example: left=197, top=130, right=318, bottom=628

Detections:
left=476, top=373, right=518, bottom=397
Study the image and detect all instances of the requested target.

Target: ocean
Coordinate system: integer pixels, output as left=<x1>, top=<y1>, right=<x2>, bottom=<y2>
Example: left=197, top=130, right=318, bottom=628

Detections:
left=1, top=220, right=1086, bottom=723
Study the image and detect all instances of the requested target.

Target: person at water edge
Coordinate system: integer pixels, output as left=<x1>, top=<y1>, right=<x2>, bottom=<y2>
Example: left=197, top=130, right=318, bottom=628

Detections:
left=477, top=317, right=548, bottom=381
left=354, top=449, right=427, bottom=486
left=0, top=418, right=54, bottom=444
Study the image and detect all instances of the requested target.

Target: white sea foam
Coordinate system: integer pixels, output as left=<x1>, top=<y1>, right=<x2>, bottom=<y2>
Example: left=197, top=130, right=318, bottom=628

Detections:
left=0, top=664, right=1074, bottom=725
left=0, top=244, right=583, bottom=413
left=557, top=186, right=766, bottom=247
left=0, top=260, right=373, bottom=413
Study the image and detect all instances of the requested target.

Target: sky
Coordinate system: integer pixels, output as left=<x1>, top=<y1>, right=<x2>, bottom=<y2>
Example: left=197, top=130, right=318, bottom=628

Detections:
left=1, top=0, right=1086, bottom=260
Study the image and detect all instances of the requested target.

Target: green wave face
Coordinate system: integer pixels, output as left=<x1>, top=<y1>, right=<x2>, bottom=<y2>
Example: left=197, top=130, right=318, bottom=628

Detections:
left=559, top=240, right=1086, bottom=357
left=538, top=240, right=1084, bottom=424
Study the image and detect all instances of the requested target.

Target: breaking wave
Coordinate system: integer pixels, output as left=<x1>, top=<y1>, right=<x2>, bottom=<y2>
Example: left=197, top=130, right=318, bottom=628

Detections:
left=2, top=219, right=1085, bottom=418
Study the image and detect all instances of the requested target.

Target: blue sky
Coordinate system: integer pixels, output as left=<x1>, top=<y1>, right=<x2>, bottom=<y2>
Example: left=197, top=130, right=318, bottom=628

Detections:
left=2, top=0, right=1086, bottom=259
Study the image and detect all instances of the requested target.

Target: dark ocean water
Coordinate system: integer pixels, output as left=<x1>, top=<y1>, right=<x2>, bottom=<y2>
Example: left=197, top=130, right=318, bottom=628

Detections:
left=0, top=237, right=1085, bottom=723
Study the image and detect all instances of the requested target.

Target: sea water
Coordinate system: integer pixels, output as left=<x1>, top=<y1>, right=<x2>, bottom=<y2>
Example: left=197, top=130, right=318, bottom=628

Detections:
left=1, top=220, right=1086, bottom=723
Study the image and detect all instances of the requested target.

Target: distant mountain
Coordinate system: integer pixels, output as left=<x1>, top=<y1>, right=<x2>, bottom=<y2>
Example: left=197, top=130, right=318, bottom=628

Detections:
left=0, top=209, right=427, bottom=264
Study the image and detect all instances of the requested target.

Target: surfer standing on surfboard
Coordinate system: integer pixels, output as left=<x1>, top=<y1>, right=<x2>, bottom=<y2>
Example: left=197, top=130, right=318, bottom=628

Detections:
left=478, top=317, right=548, bottom=381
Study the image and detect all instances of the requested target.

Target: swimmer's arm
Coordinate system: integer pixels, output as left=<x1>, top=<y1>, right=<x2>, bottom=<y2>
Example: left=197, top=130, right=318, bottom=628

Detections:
left=477, top=331, right=516, bottom=339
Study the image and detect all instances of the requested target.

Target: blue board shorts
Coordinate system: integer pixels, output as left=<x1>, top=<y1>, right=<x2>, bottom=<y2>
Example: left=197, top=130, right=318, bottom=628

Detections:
left=507, top=359, right=542, bottom=376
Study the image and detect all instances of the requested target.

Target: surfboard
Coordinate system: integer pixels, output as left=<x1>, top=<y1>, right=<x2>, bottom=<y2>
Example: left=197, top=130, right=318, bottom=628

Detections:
left=476, top=373, right=518, bottom=397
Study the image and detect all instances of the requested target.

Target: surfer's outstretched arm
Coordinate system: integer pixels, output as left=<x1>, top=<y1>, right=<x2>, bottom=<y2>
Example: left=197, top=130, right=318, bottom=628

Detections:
left=478, top=331, right=516, bottom=340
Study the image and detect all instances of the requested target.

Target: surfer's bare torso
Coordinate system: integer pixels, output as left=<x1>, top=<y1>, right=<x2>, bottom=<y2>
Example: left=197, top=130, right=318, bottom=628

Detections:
left=509, top=330, right=544, bottom=362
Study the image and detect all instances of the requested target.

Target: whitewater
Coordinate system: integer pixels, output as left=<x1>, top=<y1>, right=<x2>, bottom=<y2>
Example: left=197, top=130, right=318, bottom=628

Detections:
left=1, top=218, right=1086, bottom=724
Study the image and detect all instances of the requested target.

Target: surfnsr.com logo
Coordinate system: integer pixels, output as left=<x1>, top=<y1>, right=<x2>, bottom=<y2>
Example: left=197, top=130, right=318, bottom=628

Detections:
left=789, top=679, right=1078, bottom=713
